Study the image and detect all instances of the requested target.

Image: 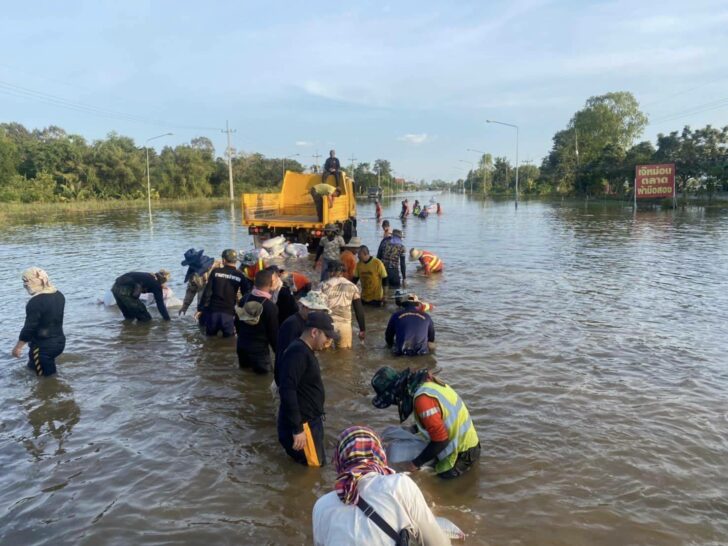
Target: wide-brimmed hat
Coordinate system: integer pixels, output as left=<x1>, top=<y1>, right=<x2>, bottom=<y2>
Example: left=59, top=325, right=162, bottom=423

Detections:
left=298, top=291, right=330, bottom=312
left=235, top=300, right=264, bottom=325
left=372, top=366, right=407, bottom=409
left=409, top=248, right=423, bottom=261
left=181, top=248, right=205, bottom=266
left=343, top=237, right=363, bottom=249
left=323, top=223, right=339, bottom=233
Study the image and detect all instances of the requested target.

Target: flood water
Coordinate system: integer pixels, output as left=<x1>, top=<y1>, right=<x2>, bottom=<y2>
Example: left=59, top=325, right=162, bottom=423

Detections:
left=1, top=195, right=727, bottom=545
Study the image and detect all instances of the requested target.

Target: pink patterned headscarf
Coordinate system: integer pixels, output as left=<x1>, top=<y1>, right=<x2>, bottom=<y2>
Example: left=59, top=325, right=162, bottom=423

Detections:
left=334, top=426, right=395, bottom=505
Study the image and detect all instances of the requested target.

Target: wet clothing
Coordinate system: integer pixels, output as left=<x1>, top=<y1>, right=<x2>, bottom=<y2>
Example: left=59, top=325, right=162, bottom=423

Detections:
left=199, top=265, right=244, bottom=315
left=205, top=311, right=236, bottom=337
left=112, top=272, right=170, bottom=321
left=180, top=273, right=207, bottom=314
left=412, top=381, right=480, bottom=477
left=340, top=249, right=357, bottom=281
left=320, top=277, right=365, bottom=349
left=275, top=312, right=306, bottom=375
left=313, top=473, right=451, bottom=546
left=379, top=236, right=406, bottom=288
left=385, top=306, right=435, bottom=356
left=235, top=293, right=278, bottom=374
left=277, top=338, right=326, bottom=465
left=19, top=291, right=66, bottom=377
left=273, top=285, right=298, bottom=325
left=418, top=251, right=443, bottom=275
left=353, top=257, right=388, bottom=303
left=278, top=414, right=325, bottom=467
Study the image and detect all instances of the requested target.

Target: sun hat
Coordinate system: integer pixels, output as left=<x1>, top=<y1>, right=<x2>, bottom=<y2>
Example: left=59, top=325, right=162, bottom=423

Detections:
left=323, top=223, right=339, bottom=233
left=343, top=236, right=363, bottom=249
left=409, top=248, right=424, bottom=260
left=371, top=366, right=406, bottom=409
left=235, top=300, right=264, bottom=325
left=181, top=248, right=205, bottom=266
left=298, top=291, right=330, bottom=312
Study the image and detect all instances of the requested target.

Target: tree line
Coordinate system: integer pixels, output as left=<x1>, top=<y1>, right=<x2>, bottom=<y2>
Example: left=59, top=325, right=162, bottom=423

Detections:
left=458, top=91, right=728, bottom=198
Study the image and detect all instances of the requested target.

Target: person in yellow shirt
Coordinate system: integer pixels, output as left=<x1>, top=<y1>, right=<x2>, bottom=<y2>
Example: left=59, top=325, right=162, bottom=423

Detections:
left=352, top=245, right=388, bottom=306
left=310, top=183, right=341, bottom=222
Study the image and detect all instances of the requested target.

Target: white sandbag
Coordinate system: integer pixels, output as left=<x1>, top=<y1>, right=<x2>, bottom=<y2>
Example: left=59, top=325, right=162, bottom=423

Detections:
left=435, top=517, right=465, bottom=540
left=285, top=243, right=309, bottom=257
left=261, top=235, right=286, bottom=249
left=381, top=425, right=429, bottom=464
left=266, top=243, right=286, bottom=258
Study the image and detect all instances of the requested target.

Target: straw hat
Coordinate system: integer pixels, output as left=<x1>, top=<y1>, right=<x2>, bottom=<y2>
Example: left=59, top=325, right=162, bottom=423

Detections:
left=343, top=236, right=363, bottom=249
left=298, top=291, right=330, bottom=312
left=409, top=248, right=424, bottom=261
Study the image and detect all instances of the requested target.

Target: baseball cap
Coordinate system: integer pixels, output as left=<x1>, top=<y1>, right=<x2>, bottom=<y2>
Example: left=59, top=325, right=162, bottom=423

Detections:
left=305, top=312, right=340, bottom=340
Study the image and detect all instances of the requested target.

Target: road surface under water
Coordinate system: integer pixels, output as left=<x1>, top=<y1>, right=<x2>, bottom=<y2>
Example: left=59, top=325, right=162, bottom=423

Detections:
left=1, top=195, right=727, bottom=545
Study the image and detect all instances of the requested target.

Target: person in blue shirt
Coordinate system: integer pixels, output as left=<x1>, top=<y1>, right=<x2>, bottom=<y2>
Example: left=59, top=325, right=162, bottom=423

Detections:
left=384, top=293, right=435, bottom=356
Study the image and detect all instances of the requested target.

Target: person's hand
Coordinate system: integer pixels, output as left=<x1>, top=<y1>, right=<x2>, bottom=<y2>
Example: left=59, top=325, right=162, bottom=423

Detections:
left=194, top=311, right=202, bottom=321
left=358, top=330, right=366, bottom=341
left=178, top=308, right=186, bottom=316
left=12, top=344, right=24, bottom=358
left=292, top=431, right=307, bottom=451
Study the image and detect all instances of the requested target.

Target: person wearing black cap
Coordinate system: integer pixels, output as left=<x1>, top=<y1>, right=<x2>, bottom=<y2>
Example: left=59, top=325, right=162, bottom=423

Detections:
left=111, top=269, right=171, bottom=322
left=197, top=249, right=245, bottom=337
left=276, top=311, right=338, bottom=466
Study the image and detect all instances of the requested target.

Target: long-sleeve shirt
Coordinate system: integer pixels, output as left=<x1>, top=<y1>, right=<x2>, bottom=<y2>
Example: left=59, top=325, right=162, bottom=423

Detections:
left=323, top=157, right=340, bottom=172
left=19, top=292, right=66, bottom=346
left=198, top=265, right=245, bottom=315
left=274, top=285, right=299, bottom=325
left=277, top=338, right=325, bottom=433
left=385, top=307, right=435, bottom=355
left=379, top=238, right=406, bottom=281
left=274, top=313, right=306, bottom=377
left=181, top=273, right=206, bottom=314
left=235, top=294, right=279, bottom=353
left=114, top=272, right=170, bottom=320
left=312, top=473, right=451, bottom=546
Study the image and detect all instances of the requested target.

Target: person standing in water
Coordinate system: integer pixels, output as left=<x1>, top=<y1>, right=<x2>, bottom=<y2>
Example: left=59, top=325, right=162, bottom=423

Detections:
left=12, top=268, right=66, bottom=377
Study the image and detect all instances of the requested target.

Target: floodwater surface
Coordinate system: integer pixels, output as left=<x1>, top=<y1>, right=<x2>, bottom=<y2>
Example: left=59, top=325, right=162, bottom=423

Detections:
left=1, top=195, right=727, bottom=545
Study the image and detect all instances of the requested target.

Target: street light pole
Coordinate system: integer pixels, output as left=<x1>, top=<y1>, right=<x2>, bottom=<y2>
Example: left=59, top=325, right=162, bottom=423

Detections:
left=458, top=159, right=474, bottom=194
left=486, top=119, right=519, bottom=209
left=145, top=132, right=173, bottom=228
left=467, top=148, right=487, bottom=194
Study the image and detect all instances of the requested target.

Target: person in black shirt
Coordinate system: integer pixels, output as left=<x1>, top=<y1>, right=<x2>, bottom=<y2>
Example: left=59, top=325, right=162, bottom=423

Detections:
left=322, top=149, right=342, bottom=189
left=277, top=312, right=339, bottom=466
left=111, top=269, right=171, bottom=322
left=275, top=290, right=330, bottom=376
left=197, top=249, right=245, bottom=337
left=12, top=268, right=66, bottom=377
left=235, top=269, right=279, bottom=374
left=266, top=265, right=298, bottom=325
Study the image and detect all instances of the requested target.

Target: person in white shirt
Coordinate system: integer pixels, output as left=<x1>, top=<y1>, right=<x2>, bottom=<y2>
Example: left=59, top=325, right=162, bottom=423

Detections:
left=312, top=426, right=450, bottom=546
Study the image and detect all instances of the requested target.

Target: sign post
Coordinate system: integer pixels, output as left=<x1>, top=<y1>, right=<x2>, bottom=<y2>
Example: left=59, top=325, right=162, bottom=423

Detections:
left=635, top=164, right=676, bottom=208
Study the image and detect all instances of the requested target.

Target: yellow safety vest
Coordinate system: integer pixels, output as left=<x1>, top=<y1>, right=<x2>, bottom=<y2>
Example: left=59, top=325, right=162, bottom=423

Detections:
left=414, top=381, right=479, bottom=474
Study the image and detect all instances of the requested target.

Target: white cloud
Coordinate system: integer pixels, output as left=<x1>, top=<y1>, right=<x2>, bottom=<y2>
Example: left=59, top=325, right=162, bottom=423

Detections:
left=295, top=140, right=313, bottom=147
left=398, top=133, right=429, bottom=144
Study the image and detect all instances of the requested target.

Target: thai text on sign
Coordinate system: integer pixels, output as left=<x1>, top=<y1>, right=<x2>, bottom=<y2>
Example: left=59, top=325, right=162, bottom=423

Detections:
left=635, top=164, right=675, bottom=199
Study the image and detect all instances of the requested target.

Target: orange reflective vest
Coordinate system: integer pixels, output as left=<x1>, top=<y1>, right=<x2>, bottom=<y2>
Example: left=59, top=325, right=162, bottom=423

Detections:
left=419, top=251, right=443, bottom=275
left=242, top=258, right=264, bottom=281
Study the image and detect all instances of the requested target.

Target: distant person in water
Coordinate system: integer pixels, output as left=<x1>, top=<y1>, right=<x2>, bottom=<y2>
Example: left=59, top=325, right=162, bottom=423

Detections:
left=410, top=248, right=443, bottom=276
left=381, top=219, right=391, bottom=237
left=437, top=203, right=442, bottom=215
left=112, top=269, right=171, bottom=322
left=375, top=200, right=382, bottom=218
left=12, top=268, right=66, bottom=377
left=400, top=199, right=410, bottom=218
left=412, top=200, right=421, bottom=216
left=322, top=149, right=343, bottom=189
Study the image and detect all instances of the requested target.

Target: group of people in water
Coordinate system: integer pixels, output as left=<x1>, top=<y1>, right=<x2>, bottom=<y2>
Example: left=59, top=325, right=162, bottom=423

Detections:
left=12, top=202, right=478, bottom=545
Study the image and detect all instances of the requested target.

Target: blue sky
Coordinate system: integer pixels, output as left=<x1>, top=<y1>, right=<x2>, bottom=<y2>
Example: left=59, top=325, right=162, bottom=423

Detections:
left=1, top=0, right=727, bottom=181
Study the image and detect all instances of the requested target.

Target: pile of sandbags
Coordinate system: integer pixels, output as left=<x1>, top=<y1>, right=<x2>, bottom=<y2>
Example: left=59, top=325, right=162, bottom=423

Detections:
left=261, top=235, right=286, bottom=257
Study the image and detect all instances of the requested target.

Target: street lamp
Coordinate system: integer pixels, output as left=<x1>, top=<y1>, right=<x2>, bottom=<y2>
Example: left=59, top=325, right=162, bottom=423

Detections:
left=467, top=148, right=487, bottom=194
left=145, top=133, right=173, bottom=227
left=282, top=153, right=300, bottom=179
left=458, top=159, right=474, bottom=194
left=486, top=119, right=519, bottom=209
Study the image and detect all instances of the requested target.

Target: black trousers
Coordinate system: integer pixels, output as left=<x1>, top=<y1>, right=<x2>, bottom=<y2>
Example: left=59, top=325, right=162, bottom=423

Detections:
left=438, top=443, right=481, bottom=480
left=310, top=188, right=324, bottom=222
left=321, top=170, right=342, bottom=189
left=112, top=283, right=152, bottom=322
left=27, top=340, right=65, bottom=377
left=278, top=415, right=326, bottom=466
left=237, top=344, right=272, bottom=374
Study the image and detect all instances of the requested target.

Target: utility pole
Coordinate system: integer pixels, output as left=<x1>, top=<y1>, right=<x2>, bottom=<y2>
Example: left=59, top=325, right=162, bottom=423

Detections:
left=312, top=151, right=321, bottom=174
left=348, top=154, right=357, bottom=173
left=222, top=121, right=237, bottom=202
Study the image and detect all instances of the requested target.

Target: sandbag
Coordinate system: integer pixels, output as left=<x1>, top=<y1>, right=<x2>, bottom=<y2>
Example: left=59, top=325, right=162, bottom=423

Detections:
left=285, top=243, right=309, bottom=258
left=261, top=235, right=286, bottom=249
left=381, top=425, right=429, bottom=465
left=435, top=517, right=465, bottom=540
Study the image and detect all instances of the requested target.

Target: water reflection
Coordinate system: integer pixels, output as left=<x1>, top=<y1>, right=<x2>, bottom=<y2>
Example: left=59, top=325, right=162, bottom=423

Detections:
left=21, top=378, right=80, bottom=460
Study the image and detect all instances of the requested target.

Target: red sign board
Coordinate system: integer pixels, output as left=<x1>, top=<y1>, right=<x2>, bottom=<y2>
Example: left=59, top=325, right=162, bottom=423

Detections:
left=635, top=164, right=675, bottom=199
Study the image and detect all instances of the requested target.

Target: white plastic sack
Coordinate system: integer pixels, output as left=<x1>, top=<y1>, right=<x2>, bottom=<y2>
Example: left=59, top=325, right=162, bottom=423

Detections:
left=285, top=243, right=309, bottom=258
left=261, top=235, right=286, bottom=249
left=380, top=425, right=429, bottom=465
left=435, top=517, right=465, bottom=540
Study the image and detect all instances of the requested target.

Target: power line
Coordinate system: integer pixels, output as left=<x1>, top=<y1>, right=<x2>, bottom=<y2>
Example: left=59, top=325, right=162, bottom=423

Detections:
left=0, top=79, right=220, bottom=132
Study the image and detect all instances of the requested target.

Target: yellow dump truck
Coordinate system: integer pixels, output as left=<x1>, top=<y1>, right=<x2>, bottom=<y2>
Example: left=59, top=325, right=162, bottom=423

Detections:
left=242, top=171, right=357, bottom=249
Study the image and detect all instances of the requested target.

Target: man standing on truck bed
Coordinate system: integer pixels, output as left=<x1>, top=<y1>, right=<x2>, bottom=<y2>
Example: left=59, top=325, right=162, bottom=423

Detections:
left=310, top=183, right=341, bottom=223
left=322, top=149, right=342, bottom=189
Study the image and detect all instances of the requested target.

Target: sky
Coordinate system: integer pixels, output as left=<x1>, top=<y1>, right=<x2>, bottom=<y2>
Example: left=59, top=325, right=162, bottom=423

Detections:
left=1, top=0, right=727, bottom=181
